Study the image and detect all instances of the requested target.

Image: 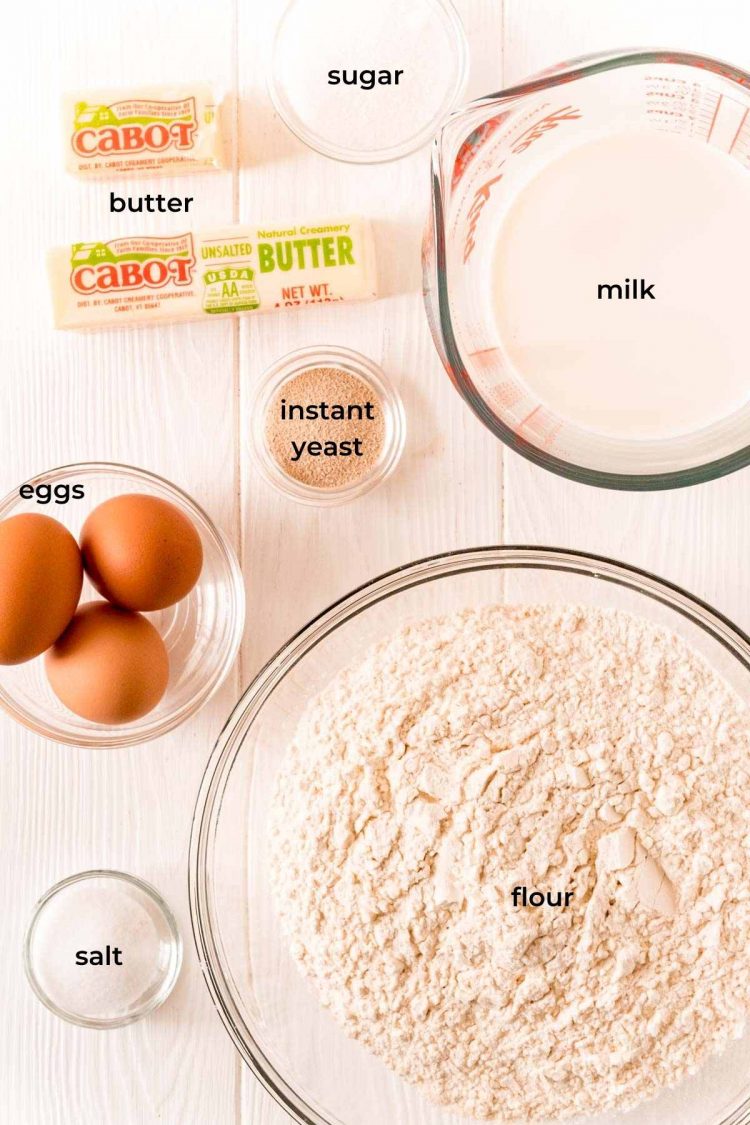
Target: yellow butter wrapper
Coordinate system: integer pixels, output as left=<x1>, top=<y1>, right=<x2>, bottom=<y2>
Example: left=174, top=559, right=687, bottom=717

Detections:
left=63, top=84, right=225, bottom=178
left=48, top=219, right=378, bottom=330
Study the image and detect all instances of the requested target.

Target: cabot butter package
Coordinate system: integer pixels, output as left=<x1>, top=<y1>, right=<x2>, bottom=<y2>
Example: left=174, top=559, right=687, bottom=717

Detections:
left=63, top=84, right=226, bottom=178
left=48, top=219, right=378, bottom=330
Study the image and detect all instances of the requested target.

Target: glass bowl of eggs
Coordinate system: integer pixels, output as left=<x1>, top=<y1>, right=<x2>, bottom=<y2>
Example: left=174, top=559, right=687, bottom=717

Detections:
left=0, top=462, right=245, bottom=747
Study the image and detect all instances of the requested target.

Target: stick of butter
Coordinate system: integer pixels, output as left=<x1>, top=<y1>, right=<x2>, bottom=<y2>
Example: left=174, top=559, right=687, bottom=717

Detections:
left=63, top=85, right=225, bottom=177
left=48, top=219, right=378, bottom=330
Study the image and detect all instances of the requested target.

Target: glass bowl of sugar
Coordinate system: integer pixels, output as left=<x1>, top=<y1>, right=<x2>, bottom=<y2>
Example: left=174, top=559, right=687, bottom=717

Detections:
left=190, top=546, right=750, bottom=1125
left=268, top=0, right=469, bottom=163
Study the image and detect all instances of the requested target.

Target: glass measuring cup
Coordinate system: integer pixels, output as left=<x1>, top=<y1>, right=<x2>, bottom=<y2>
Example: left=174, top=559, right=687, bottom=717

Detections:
left=424, top=50, right=750, bottom=490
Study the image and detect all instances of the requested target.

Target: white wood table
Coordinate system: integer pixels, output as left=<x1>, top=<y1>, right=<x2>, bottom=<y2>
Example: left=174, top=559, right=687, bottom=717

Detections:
left=2, top=0, right=750, bottom=1121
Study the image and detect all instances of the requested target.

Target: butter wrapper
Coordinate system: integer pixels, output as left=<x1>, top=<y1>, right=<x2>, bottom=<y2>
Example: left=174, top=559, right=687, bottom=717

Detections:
left=63, top=84, right=225, bottom=178
left=48, top=219, right=378, bottom=330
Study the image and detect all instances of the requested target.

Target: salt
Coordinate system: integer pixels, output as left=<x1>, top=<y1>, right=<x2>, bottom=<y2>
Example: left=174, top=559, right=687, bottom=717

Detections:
left=25, top=871, right=181, bottom=1027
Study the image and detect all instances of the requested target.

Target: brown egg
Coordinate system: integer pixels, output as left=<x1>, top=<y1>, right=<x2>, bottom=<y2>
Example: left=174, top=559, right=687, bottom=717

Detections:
left=45, top=602, right=170, bottom=724
left=81, top=493, right=204, bottom=612
left=0, top=513, right=83, bottom=665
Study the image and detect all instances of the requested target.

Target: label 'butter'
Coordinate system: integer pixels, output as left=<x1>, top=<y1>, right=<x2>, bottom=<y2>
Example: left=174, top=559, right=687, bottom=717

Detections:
left=63, top=84, right=225, bottom=178
left=48, top=219, right=378, bottom=330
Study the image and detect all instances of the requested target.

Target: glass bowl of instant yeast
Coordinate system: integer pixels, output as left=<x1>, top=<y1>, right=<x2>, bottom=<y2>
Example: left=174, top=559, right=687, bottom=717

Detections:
left=425, top=50, right=750, bottom=489
left=190, top=546, right=750, bottom=1125
left=25, top=870, right=182, bottom=1029
left=268, top=0, right=469, bottom=163
left=250, top=345, right=405, bottom=506
left=0, top=462, right=244, bottom=747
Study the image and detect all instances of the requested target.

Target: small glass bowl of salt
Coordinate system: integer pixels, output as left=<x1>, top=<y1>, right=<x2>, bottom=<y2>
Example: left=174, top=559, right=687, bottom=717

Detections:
left=24, top=870, right=182, bottom=1029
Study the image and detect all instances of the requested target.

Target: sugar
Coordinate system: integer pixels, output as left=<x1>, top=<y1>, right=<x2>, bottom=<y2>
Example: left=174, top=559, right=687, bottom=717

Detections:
left=273, top=0, right=463, bottom=157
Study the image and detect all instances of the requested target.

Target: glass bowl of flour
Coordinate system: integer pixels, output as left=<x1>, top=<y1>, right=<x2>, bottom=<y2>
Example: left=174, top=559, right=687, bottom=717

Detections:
left=191, top=547, right=750, bottom=1125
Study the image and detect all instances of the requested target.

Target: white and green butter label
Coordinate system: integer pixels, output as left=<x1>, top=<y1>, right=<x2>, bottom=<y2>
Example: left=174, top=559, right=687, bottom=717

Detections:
left=63, top=85, right=225, bottom=178
left=71, top=97, right=199, bottom=158
left=202, top=267, right=260, bottom=314
left=50, top=219, right=378, bottom=330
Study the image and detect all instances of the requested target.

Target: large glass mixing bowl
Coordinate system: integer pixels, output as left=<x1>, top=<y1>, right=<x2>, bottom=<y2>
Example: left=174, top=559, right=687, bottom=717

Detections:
left=190, top=547, right=750, bottom=1125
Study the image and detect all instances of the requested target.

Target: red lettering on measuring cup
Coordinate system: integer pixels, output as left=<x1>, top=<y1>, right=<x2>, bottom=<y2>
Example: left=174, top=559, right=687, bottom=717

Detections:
left=512, top=106, right=582, bottom=154
left=461, top=107, right=582, bottom=264
left=463, top=174, right=504, bottom=264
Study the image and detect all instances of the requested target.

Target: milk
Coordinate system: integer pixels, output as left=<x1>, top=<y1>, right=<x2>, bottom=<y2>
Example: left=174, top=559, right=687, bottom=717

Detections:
left=492, top=131, right=750, bottom=440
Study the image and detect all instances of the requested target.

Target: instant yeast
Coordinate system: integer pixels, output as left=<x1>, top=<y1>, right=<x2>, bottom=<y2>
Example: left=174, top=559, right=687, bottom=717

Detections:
left=63, top=84, right=225, bottom=178
left=48, top=219, right=378, bottom=330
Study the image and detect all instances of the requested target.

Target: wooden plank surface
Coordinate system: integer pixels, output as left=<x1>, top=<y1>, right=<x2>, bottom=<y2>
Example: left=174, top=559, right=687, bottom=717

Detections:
left=2, top=1, right=748, bottom=1123
left=0, top=2, right=240, bottom=1122
left=237, top=3, right=502, bottom=1117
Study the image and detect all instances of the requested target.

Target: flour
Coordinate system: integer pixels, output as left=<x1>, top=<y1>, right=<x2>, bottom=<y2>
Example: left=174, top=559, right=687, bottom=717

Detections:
left=269, top=605, right=750, bottom=1122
